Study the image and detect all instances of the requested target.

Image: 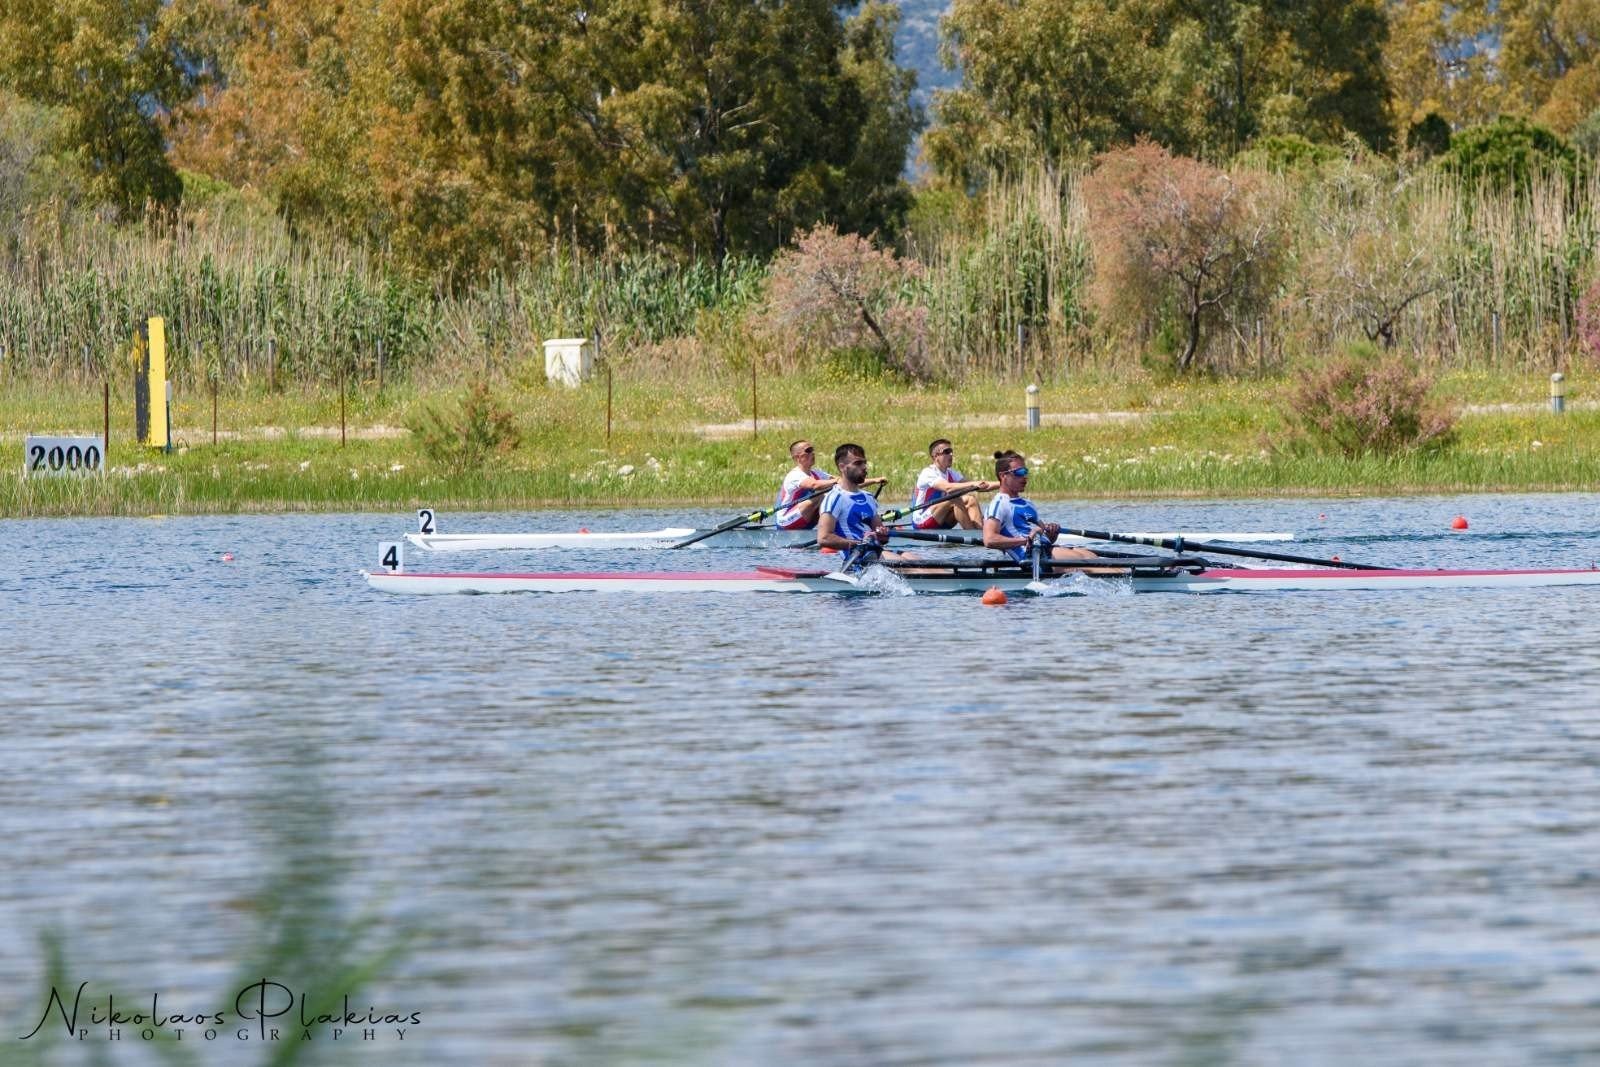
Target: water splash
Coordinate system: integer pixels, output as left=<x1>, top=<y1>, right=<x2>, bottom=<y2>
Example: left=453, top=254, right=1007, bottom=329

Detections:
left=853, top=564, right=916, bottom=596
left=1029, top=570, right=1135, bottom=598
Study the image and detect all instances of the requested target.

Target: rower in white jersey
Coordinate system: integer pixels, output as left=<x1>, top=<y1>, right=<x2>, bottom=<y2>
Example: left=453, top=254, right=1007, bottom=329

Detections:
left=773, top=439, right=838, bottom=529
left=815, top=443, right=909, bottom=560
left=911, top=438, right=997, bottom=530
left=982, top=449, right=1100, bottom=564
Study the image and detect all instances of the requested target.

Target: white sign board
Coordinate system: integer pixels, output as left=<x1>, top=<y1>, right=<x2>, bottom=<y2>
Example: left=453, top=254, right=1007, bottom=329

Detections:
left=24, top=435, right=105, bottom=476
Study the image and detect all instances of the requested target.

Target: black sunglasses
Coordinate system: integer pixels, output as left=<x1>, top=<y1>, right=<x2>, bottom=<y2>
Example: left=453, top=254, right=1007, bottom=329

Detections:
left=933, top=448, right=954, bottom=456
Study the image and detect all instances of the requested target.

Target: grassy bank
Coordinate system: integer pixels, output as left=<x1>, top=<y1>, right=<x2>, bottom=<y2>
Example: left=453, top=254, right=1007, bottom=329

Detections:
left=2, top=369, right=1597, bottom=518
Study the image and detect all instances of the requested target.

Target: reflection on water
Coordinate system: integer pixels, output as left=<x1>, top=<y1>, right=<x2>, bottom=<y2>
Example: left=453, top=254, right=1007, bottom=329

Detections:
left=4, top=493, right=1600, bottom=1064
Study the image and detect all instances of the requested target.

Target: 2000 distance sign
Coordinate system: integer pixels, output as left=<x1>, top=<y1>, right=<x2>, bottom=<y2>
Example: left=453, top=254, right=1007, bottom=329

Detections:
left=24, top=435, right=105, bottom=476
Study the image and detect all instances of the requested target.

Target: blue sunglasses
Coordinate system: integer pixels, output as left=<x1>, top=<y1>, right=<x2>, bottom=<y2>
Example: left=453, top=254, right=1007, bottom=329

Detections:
left=1004, top=466, right=1029, bottom=478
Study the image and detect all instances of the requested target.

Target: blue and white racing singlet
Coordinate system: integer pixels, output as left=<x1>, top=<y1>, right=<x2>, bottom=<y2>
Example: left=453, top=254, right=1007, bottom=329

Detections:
left=821, top=486, right=881, bottom=542
left=774, top=466, right=830, bottom=528
left=985, top=491, right=1042, bottom=562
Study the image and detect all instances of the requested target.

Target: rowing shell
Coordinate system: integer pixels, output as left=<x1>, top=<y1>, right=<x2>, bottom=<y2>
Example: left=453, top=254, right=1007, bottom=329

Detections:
left=363, top=565, right=1600, bottom=595
left=404, top=527, right=1297, bottom=551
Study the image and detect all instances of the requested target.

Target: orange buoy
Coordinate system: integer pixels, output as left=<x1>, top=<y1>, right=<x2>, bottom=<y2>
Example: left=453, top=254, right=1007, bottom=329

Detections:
left=1318, top=513, right=1327, bottom=521
left=981, top=586, right=1007, bottom=606
left=820, top=546, right=838, bottom=554
left=1330, top=555, right=1340, bottom=562
left=1451, top=515, right=1469, bottom=530
left=221, top=552, right=234, bottom=562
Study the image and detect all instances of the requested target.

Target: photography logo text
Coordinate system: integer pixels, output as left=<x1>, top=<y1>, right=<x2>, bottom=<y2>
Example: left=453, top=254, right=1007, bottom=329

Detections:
left=20, top=980, right=421, bottom=1044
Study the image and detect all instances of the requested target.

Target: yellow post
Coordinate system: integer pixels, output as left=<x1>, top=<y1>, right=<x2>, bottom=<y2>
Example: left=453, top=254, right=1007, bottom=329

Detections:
left=134, top=316, right=170, bottom=448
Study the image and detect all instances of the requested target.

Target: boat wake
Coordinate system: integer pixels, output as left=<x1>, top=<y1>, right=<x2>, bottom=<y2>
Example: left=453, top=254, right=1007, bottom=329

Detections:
left=1028, top=571, right=1136, bottom=598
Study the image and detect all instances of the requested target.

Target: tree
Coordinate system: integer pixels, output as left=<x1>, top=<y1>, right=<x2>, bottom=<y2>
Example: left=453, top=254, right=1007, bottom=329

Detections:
left=1083, top=141, right=1282, bottom=372
left=0, top=0, right=226, bottom=217
left=170, top=0, right=918, bottom=280
left=1383, top=0, right=1500, bottom=130
left=927, top=0, right=1392, bottom=186
left=1304, top=162, right=1445, bottom=349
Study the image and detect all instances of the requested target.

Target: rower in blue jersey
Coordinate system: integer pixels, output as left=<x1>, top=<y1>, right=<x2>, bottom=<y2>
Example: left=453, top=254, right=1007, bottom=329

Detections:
left=982, top=449, right=1100, bottom=565
left=815, top=443, right=909, bottom=562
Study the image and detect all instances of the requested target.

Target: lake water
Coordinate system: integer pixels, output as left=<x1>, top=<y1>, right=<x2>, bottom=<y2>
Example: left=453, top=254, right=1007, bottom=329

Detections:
left=5, top=494, right=1600, bottom=1065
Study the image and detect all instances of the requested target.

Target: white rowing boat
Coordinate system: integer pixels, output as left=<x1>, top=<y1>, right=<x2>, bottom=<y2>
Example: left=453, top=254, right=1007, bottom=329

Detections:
left=363, top=562, right=1600, bottom=595
left=404, top=527, right=1297, bottom=551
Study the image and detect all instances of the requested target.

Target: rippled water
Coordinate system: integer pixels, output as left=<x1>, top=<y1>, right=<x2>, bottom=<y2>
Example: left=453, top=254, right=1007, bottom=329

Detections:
left=5, top=494, right=1600, bottom=1065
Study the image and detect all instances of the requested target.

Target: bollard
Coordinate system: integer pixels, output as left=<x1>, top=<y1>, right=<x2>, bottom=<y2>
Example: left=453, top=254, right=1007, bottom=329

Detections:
left=1551, top=372, right=1566, bottom=414
left=1025, top=383, right=1040, bottom=431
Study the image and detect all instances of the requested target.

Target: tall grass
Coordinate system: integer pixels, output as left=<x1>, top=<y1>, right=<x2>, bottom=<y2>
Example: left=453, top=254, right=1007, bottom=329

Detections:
left=4, top=158, right=1600, bottom=386
left=0, top=200, right=765, bottom=389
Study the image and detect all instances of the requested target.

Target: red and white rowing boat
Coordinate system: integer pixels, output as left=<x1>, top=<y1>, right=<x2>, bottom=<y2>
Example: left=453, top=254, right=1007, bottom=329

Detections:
left=363, top=563, right=1600, bottom=595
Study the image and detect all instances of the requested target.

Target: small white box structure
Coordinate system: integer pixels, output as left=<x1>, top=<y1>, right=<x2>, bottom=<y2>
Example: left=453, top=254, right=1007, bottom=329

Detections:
left=543, top=337, right=594, bottom=387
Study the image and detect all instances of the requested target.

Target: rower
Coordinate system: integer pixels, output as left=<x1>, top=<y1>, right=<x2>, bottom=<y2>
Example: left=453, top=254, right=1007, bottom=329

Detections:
left=911, top=439, right=997, bottom=531
left=773, top=440, right=838, bottom=530
left=982, top=450, right=1100, bottom=565
left=815, top=443, right=903, bottom=560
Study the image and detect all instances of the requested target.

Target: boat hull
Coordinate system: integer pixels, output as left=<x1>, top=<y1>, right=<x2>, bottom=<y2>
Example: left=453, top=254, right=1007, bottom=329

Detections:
left=364, top=565, right=1600, bottom=595
left=404, top=528, right=1296, bottom=551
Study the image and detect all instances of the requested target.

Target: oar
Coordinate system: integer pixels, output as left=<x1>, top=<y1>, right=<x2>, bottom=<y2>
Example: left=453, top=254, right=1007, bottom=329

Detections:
left=670, top=484, right=833, bottom=549
left=792, top=485, right=979, bottom=550
left=887, top=528, right=980, bottom=545
left=1048, top=525, right=1389, bottom=571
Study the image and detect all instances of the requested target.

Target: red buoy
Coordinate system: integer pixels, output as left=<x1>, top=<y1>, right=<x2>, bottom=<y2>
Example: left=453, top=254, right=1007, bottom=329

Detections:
left=579, top=527, right=590, bottom=533
left=1451, top=515, right=1469, bottom=530
left=820, top=546, right=838, bottom=554
left=981, top=587, right=1007, bottom=606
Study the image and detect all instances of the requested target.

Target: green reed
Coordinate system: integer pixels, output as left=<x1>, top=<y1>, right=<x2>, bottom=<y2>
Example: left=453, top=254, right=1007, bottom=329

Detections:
left=5, top=157, right=1600, bottom=388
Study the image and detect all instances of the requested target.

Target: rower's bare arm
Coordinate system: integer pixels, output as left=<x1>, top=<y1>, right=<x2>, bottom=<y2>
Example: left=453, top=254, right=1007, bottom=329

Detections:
left=816, top=513, right=850, bottom=549
left=800, top=475, right=836, bottom=490
left=982, top=518, right=1026, bottom=551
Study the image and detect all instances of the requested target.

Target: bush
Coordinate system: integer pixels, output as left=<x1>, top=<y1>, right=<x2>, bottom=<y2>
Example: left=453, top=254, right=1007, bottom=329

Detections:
left=1233, top=134, right=1339, bottom=173
left=1575, top=276, right=1600, bottom=369
left=406, top=381, right=521, bottom=473
left=1406, top=113, right=1452, bottom=160
left=1436, top=116, right=1578, bottom=192
left=1279, top=344, right=1456, bottom=456
left=754, top=225, right=929, bottom=380
left=1571, top=107, right=1600, bottom=159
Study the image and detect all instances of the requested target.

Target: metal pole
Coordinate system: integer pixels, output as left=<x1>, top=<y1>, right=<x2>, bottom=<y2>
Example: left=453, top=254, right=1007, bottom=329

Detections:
left=340, top=361, right=347, bottom=447
left=212, top=377, right=218, bottom=445
left=1026, top=383, right=1040, bottom=431
left=606, top=364, right=613, bottom=446
left=268, top=338, right=277, bottom=390
left=103, top=380, right=109, bottom=461
left=377, top=338, right=384, bottom=392
left=1551, top=372, right=1566, bottom=414
left=751, top=361, right=758, bottom=439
